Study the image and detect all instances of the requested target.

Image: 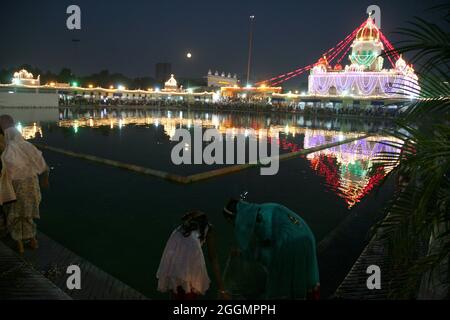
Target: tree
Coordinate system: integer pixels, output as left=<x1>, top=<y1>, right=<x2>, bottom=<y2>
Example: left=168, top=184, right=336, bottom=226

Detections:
left=373, top=4, right=450, bottom=299
left=0, top=68, right=11, bottom=84
left=58, top=68, right=75, bottom=83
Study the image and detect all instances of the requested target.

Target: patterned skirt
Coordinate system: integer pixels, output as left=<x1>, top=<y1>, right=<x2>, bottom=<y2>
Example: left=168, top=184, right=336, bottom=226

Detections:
left=3, top=176, right=41, bottom=241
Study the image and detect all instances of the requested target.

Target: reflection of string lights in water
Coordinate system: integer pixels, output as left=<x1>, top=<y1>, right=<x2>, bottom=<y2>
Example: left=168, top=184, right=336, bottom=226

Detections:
left=58, top=115, right=365, bottom=148
left=57, top=113, right=400, bottom=208
left=307, top=136, right=402, bottom=208
left=18, top=113, right=399, bottom=211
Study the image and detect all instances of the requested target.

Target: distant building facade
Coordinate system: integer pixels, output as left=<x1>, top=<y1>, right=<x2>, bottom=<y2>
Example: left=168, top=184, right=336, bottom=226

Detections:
left=207, top=70, right=238, bottom=88
left=12, top=69, right=40, bottom=86
left=155, top=63, right=172, bottom=84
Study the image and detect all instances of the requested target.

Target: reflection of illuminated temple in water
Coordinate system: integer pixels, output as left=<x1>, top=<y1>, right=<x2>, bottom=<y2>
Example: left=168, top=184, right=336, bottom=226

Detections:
left=58, top=113, right=365, bottom=142
left=18, top=123, right=43, bottom=140
left=57, top=112, right=399, bottom=208
left=58, top=113, right=370, bottom=155
left=305, top=136, right=401, bottom=208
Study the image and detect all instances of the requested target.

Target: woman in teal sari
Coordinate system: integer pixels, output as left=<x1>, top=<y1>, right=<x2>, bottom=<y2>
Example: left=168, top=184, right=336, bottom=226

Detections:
left=223, top=199, right=320, bottom=300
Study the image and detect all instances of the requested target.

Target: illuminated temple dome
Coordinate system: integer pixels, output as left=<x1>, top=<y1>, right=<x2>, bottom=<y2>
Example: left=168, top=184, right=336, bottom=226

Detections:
left=12, top=69, right=40, bottom=86
left=308, top=15, right=420, bottom=99
left=14, top=69, right=35, bottom=80
left=163, top=74, right=178, bottom=92
left=349, top=17, right=384, bottom=71
left=395, top=55, right=407, bottom=71
left=356, top=17, right=380, bottom=41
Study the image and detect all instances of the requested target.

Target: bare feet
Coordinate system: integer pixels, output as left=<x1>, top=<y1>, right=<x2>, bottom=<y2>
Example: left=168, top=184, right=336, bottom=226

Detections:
left=17, top=240, right=24, bottom=254
left=30, top=238, right=39, bottom=250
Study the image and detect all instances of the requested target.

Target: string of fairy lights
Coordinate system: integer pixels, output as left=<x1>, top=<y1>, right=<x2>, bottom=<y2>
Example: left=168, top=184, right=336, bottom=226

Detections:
left=257, top=20, right=366, bottom=86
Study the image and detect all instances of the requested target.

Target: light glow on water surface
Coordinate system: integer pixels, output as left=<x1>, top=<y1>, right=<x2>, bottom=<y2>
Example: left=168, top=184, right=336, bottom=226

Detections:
left=23, top=109, right=400, bottom=209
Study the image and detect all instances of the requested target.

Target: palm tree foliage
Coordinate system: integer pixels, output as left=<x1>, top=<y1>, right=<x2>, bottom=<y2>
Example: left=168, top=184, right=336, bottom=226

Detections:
left=373, top=4, right=450, bottom=299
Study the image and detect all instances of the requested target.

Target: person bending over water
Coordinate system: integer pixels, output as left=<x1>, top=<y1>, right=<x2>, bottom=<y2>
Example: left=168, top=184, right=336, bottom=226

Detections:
left=223, top=199, right=320, bottom=300
left=157, top=210, right=229, bottom=300
left=0, top=115, right=49, bottom=254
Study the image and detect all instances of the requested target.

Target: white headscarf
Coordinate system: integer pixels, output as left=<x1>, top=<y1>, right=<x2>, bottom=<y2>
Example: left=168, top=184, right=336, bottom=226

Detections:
left=1, top=127, right=48, bottom=181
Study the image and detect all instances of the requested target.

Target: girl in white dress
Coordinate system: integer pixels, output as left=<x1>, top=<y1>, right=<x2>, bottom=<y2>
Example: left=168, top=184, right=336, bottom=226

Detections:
left=156, top=211, right=229, bottom=300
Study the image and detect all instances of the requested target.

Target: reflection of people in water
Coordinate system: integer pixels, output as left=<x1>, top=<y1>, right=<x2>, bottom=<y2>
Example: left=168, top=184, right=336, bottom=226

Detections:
left=156, top=211, right=229, bottom=300
left=223, top=199, right=320, bottom=300
left=0, top=115, right=49, bottom=254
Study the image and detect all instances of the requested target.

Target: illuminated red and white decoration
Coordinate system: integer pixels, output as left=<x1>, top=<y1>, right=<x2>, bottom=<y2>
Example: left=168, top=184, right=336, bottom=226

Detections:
left=308, top=16, right=420, bottom=98
left=305, top=135, right=402, bottom=208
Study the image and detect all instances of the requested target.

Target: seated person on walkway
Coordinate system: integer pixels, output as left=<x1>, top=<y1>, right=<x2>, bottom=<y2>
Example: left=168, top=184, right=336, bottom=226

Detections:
left=223, top=199, right=320, bottom=299
left=156, top=210, right=229, bottom=300
left=0, top=115, right=49, bottom=254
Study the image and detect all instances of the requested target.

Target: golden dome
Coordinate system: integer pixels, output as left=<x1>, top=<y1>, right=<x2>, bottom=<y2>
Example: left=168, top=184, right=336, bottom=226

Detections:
left=356, top=17, right=380, bottom=41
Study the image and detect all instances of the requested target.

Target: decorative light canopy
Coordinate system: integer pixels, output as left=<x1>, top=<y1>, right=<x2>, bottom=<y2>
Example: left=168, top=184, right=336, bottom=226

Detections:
left=307, top=15, right=420, bottom=98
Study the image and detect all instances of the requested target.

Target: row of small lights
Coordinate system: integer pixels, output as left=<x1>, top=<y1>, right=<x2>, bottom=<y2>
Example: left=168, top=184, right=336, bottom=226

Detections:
left=16, top=81, right=307, bottom=97
left=45, top=81, right=306, bottom=96
left=47, top=82, right=285, bottom=92
left=47, top=81, right=166, bottom=92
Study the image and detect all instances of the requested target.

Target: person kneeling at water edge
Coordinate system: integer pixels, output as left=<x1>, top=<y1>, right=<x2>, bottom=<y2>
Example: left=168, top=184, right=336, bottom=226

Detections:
left=223, top=199, right=320, bottom=299
left=157, top=210, right=229, bottom=300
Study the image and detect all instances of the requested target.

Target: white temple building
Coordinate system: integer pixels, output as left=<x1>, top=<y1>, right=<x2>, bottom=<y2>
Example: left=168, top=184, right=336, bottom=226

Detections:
left=12, top=69, right=40, bottom=86
left=207, top=69, right=238, bottom=88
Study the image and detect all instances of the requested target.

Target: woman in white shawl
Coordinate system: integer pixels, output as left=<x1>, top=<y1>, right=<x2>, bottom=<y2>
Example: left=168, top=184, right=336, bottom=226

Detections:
left=0, top=115, right=49, bottom=254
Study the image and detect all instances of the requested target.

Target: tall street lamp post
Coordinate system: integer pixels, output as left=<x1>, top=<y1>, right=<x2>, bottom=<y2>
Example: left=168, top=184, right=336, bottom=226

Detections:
left=246, top=15, right=256, bottom=86
left=186, top=52, right=192, bottom=108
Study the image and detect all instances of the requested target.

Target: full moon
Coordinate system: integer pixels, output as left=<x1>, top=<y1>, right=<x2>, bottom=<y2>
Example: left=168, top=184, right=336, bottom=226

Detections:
left=186, top=52, right=192, bottom=59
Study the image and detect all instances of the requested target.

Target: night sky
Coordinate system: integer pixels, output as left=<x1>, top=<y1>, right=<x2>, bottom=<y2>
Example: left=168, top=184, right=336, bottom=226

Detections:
left=0, top=0, right=442, bottom=86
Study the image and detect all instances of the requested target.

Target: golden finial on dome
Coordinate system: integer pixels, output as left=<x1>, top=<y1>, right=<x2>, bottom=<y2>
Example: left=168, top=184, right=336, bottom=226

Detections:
left=356, top=16, right=380, bottom=41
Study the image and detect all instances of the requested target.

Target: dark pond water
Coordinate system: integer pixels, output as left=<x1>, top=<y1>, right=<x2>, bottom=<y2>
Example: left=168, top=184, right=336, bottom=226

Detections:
left=5, top=107, right=398, bottom=298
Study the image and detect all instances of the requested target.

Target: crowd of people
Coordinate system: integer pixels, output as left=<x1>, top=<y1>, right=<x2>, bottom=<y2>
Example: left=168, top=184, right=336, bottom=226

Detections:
left=211, top=103, right=400, bottom=119
left=297, top=105, right=400, bottom=118
left=60, top=97, right=400, bottom=119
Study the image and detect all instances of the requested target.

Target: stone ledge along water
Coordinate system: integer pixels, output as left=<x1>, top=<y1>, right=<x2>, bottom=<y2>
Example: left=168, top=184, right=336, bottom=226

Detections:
left=1, top=232, right=147, bottom=300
